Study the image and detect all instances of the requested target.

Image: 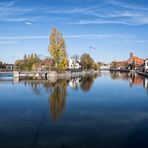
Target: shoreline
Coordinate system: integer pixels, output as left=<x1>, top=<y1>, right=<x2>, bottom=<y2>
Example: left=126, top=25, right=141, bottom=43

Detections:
left=0, top=72, right=13, bottom=74
left=13, top=70, right=99, bottom=81
left=136, top=70, right=148, bottom=78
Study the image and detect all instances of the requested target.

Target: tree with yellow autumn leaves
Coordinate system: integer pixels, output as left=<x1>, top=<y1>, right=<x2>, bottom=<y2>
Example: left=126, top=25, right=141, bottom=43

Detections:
left=48, top=28, right=68, bottom=72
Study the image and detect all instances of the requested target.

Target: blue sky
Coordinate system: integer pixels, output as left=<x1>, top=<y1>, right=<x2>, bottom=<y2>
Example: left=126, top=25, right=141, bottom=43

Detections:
left=0, top=0, right=148, bottom=63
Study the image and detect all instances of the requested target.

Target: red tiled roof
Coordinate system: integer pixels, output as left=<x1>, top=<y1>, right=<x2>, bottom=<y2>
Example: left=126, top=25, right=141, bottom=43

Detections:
left=41, top=59, right=54, bottom=66
left=113, top=61, right=128, bottom=67
left=127, top=56, right=144, bottom=65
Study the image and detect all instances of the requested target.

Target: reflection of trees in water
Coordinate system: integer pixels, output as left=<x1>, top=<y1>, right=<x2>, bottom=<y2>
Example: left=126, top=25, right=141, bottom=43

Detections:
left=23, top=80, right=68, bottom=121
left=110, top=71, right=117, bottom=80
left=69, top=74, right=98, bottom=91
left=24, top=81, right=42, bottom=95
left=42, top=81, right=55, bottom=92
left=49, top=80, right=68, bottom=121
left=24, top=80, right=54, bottom=95
left=80, top=76, right=94, bottom=92
left=110, top=71, right=129, bottom=80
left=23, top=74, right=98, bottom=121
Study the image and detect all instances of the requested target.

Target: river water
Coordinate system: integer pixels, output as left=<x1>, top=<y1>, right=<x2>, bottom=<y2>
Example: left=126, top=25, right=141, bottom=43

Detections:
left=0, top=71, right=148, bottom=148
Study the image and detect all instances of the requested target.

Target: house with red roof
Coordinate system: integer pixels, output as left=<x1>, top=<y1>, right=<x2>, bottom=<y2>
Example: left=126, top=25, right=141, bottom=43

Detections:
left=110, top=53, right=144, bottom=70
left=127, top=53, right=144, bottom=69
left=37, top=58, right=55, bottom=71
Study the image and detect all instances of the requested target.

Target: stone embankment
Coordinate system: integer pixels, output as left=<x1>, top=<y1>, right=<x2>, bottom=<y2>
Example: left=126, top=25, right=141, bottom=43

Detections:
left=13, top=70, right=98, bottom=81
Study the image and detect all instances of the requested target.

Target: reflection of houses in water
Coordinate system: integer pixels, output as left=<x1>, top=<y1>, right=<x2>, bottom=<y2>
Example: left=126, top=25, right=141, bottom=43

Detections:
left=69, top=76, right=97, bottom=91
left=110, top=71, right=148, bottom=93
left=110, top=72, right=144, bottom=87
left=143, top=78, right=148, bottom=89
left=128, top=73, right=143, bottom=87
left=69, top=77, right=82, bottom=89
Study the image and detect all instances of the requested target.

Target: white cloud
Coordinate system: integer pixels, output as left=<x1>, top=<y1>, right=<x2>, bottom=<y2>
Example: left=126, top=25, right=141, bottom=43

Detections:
left=0, top=0, right=148, bottom=26
left=71, top=17, right=148, bottom=25
left=106, top=0, right=147, bottom=11
left=0, top=34, right=147, bottom=46
left=0, top=40, right=19, bottom=45
left=0, top=34, right=127, bottom=41
left=24, top=21, right=33, bottom=25
left=0, top=1, right=34, bottom=22
left=0, top=33, right=146, bottom=45
left=64, top=34, right=124, bottom=39
left=0, top=36, right=48, bottom=40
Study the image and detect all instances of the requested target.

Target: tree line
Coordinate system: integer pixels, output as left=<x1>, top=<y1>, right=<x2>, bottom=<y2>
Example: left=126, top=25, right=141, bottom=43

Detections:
left=15, top=53, right=40, bottom=71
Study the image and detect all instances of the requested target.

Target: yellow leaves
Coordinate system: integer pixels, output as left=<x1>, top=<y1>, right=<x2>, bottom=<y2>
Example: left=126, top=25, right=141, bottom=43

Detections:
left=58, top=56, right=68, bottom=71
left=32, top=63, right=38, bottom=71
left=15, top=53, right=40, bottom=71
left=48, top=28, right=68, bottom=71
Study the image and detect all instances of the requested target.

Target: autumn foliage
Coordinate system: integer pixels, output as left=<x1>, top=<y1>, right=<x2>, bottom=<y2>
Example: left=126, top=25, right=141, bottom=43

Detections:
left=48, top=28, right=68, bottom=71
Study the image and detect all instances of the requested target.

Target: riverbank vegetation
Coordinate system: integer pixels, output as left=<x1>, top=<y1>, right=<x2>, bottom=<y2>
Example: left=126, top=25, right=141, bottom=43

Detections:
left=80, top=53, right=98, bottom=70
left=15, top=53, right=41, bottom=71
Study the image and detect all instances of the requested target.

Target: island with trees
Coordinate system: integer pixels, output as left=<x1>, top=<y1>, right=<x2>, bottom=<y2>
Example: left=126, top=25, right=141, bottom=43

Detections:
left=13, top=28, right=99, bottom=80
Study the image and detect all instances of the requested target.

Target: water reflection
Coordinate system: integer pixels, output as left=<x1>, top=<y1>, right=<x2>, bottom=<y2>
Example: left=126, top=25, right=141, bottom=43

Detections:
left=110, top=71, right=148, bottom=89
left=21, top=75, right=97, bottom=121
left=69, top=77, right=81, bottom=90
left=1, top=72, right=148, bottom=148
left=49, top=80, right=68, bottom=121
left=15, top=72, right=148, bottom=122
left=80, top=76, right=95, bottom=92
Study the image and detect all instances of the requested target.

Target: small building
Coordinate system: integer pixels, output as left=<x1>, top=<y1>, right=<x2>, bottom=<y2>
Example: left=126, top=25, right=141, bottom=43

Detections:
left=110, top=61, right=128, bottom=70
left=99, top=63, right=110, bottom=70
left=6, top=65, right=15, bottom=71
left=144, top=58, right=148, bottom=72
left=68, top=58, right=81, bottom=70
left=38, top=59, right=54, bottom=71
